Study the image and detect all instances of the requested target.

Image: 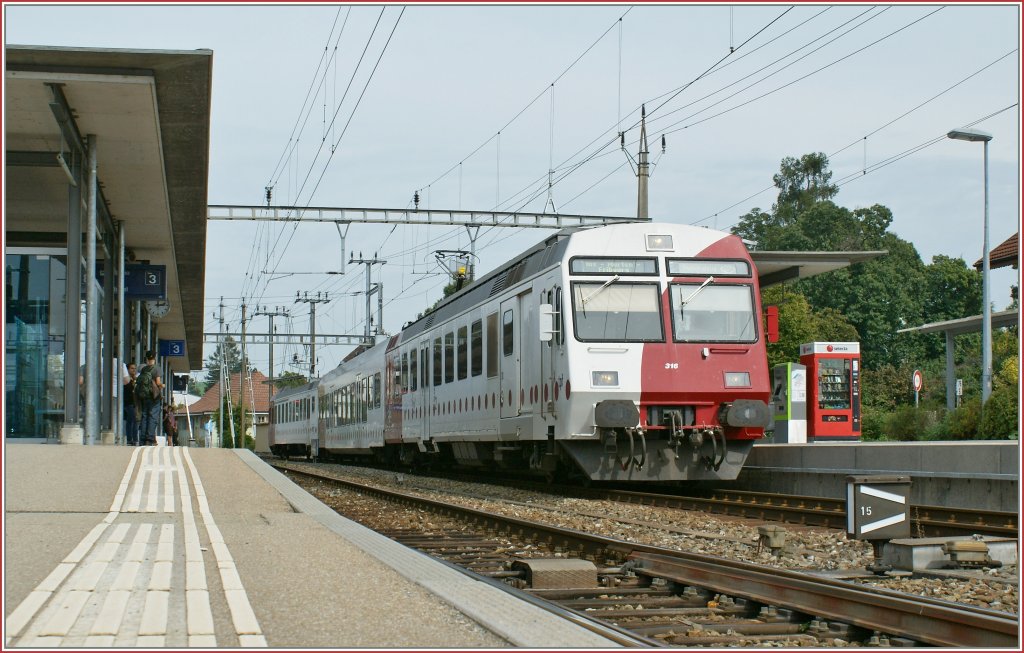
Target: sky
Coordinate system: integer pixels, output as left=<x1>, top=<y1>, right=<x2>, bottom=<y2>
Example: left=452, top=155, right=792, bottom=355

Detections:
left=5, top=2, right=1021, bottom=380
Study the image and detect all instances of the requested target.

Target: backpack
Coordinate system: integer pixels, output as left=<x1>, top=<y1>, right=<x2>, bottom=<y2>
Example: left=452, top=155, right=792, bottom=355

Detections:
left=135, top=365, right=158, bottom=401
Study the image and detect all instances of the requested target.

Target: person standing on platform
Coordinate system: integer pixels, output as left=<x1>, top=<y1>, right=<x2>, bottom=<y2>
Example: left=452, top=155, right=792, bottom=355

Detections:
left=163, top=401, right=178, bottom=446
left=123, top=362, right=139, bottom=446
left=136, top=351, right=164, bottom=446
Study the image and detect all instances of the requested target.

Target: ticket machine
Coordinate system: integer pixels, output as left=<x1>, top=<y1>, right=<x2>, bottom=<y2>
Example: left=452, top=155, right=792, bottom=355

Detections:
left=770, top=362, right=807, bottom=443
left=799, top=342, right=861, bottom=441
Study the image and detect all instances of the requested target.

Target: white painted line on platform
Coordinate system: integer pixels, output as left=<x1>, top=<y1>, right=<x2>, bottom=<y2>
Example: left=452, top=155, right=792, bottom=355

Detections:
left=89, top=590, right=131, bottom=635
left=106, top=522, right=131, bottom=544
left=38, top=589, right=91, bottom=636
left=144, top=468, right=161, bottom=513
left=84, top=635, right=116, bottom=647
left=108, top=446, right=143, bottom=514
left=138, top=590, right=169, bottom=635
left=223, top=590, right=262, bottom=635
left=189, top=634, right=218, bottom=647
left=63, top=523, right=109, bottom=564
left=93, top=541, right=120, bottom=563
left=218, top=566, right=243, bottom=591
left=4, top=591, right=51, bottom=644
left=185, top=590, right=215, bottom=636
left=125, top=467, right=146, bottom=512
left=185, top=561, right=207, bottom=591
left=36, top=564, right=76, bottom=593
left=182, top=448, right=266, bottom=646
left=110, top=560, right=142, bottom=592
left=136, top=635, right=166, bottom=647
left=239, top=634, right=269, bottom=647
left=68, top=561, right=107, bottom=591
left=149, top=561, right=173, bottom=591
left=156, top=523, right=175, bottom=561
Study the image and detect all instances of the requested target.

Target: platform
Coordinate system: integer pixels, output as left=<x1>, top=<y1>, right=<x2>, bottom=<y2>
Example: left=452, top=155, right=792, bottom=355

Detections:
left=3, top=443, right=624, bottom=648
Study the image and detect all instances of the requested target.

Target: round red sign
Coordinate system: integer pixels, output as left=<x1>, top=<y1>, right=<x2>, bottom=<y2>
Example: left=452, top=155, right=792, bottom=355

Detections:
left=912, top=370, right=923, bottom=392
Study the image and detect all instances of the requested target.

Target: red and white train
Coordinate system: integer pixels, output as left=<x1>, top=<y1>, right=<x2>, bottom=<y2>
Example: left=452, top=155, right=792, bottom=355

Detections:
left=270, top=222, right=772, bottom=481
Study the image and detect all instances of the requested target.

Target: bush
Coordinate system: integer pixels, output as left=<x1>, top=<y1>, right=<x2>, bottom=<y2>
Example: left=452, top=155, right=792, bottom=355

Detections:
left=883, top=405, right=934, bottom=441
left=860, top=406, right=889, bottom=441
left=979, top=385, right=1019, bottom=440
left=945, top=398, right=982, bottom=438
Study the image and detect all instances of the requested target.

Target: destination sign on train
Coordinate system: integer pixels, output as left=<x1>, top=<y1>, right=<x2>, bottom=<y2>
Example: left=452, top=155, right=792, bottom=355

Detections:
left=570, top=257, right=657, bottom=274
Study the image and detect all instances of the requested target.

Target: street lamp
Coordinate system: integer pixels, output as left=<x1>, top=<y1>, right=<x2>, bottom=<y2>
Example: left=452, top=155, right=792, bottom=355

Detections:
left=947, top=127, right=993, bottom=404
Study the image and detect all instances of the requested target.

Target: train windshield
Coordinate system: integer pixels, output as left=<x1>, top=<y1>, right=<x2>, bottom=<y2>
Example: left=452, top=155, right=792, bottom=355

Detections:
left=669, top=283, right=757, bottom=343
left=571, top=282, right=663, bottom=342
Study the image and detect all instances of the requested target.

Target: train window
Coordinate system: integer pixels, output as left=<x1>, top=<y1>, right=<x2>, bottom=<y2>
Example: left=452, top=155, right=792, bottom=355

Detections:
left=471, top=320, right=483, bottom=377
left=554, top=286, right=564, bottom=346
left=571, top=282, right=664, bottom=342
left=667, top=258, right=750, bottom=277
left=457, top=326, right=468, bottom=380
left=410, top=350, right=418, bottom=391
left=433, top=338, right=443, bottom=386
left=421, top=346, right=429, bottom=388
left=486, top=313, right=499, bottom=377
left=362, top=378, right=370, bottom=421
left=445, top=332, right=455, bottom=383
left=502, top=310, right=514, bottom=356
left=401, top=353, right=408, bottom=392
left=669, top=283, right=757, bottom=343
left=374, top=372, right=381, bottom=408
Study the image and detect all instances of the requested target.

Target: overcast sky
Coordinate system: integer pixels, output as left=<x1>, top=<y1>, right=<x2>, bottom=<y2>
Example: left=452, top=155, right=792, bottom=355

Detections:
left=6, top=3, right=1021, bottom=379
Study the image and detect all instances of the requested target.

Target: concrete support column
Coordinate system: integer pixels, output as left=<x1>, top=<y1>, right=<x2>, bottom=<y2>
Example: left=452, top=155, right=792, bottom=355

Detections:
left=945, top=331, right=956, bottom=411
left=116, top=221, right=127, bottom=444
left=101, top=233, right=115, bottom=444
left=84, top=135, right=101, bottom=445
left=61, top=148, right=84, bottom=445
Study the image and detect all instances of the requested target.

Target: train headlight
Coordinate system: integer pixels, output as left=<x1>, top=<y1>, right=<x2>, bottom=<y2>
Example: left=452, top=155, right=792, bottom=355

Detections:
left=591, top=371, right=619, bottom=387
left=724, top=372, right=750, bottom=387
left=646, top=234, right=674, bottom=251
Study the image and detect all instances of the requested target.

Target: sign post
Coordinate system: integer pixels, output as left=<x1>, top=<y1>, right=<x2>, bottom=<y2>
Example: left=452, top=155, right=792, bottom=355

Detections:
left=912, top=369, right=923, bottom=408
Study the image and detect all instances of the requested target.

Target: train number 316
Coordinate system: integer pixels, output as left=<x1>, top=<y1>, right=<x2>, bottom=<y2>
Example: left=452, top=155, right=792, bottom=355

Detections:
left=664, top=363, right=679, bottom=369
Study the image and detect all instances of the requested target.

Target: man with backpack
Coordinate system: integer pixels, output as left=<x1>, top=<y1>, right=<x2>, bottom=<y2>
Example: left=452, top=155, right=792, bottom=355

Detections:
left=136, top=351, right=164, bottom=446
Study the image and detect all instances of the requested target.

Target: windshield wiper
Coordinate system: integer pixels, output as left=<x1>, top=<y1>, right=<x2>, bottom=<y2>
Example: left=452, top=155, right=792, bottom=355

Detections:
left=582, top=274, right=620, bottom=306
left=680, top=276, right=715, bottom=308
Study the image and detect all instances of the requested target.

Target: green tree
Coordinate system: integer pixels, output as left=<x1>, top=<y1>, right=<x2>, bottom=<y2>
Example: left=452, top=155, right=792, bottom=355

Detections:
left=772, top=152, right=839, bottom=219
left=212, top=396, right=254, bottom=449
left=273, top=371, right=308, bottom=390
left=761, top=286, right=858, bottom=370
left=204, top=336, right=248, bottom=387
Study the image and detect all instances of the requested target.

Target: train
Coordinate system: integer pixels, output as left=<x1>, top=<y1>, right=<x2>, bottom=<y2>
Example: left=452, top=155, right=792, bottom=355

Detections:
left=270, top=221, right=773, bottom=482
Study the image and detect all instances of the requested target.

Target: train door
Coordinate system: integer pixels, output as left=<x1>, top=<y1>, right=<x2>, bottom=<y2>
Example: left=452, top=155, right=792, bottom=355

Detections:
left=419, top=341, right=431, bottom=439
left=500, top=297, right=520, bottom=418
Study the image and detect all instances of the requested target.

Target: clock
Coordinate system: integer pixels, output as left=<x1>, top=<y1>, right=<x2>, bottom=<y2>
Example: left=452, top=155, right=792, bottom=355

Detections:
left=146, top=300, right=171, bottom=319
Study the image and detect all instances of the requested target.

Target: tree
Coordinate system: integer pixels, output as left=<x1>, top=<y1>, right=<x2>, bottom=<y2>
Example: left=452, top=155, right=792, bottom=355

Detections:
left=772, top=152, right=839, bottom=218
left=273, top=371, right=308, bottom=390
left=762, top=285, right=858, bottom=370
left=212, top=395, right=254, bottom=449
left=204, top=336, right=248, bottom=386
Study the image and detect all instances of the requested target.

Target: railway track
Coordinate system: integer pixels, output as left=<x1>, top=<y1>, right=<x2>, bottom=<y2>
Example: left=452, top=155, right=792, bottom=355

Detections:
left=272, top=456, right=1018, bottom=538
left=275, top=463, right=1018, bottom=648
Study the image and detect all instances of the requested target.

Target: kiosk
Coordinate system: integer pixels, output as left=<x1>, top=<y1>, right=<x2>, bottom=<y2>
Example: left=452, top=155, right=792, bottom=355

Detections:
left=799, top=342, right=861, bottom=441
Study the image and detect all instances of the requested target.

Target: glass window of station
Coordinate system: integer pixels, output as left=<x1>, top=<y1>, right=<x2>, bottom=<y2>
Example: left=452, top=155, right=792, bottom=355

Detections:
left=5, top=250, right=80, bottom=439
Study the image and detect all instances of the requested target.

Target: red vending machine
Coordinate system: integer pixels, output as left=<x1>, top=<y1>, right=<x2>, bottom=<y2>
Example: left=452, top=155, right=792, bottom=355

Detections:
left=799, top=342, right=861, bottom=441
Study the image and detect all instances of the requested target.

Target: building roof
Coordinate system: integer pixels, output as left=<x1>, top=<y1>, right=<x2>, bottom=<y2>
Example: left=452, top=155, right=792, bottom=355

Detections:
left=749, top=250, right=888, bottom=287
left=974, top=233, right=1019, bottom=271
left=896, top=309, right=1019, bottom=336
left=185, top=371, right=273, bottom=416
left=5, top=45, right=213, bottom=370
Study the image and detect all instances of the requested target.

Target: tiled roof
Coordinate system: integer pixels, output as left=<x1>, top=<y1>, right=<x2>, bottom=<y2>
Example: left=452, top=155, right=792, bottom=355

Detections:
left=182, top=370, right=274, bottom=416
left=974, top=233, right=1019, bottom=270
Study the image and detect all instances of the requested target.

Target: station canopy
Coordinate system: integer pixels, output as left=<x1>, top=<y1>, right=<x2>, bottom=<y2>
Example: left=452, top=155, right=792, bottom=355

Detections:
left=749, top=250, right=887, bottom=288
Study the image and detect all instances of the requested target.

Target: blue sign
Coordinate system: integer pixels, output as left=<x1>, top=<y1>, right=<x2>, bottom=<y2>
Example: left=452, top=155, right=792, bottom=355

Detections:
left=159, top=339, right=185, bottom=357
left=125, top=264, right=166, bottom=300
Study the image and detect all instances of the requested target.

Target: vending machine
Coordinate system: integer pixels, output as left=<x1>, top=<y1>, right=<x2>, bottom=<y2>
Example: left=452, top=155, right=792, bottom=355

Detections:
left=799, top=342, right=861, bottom=441
left=770, top=363, right=807, bottom=443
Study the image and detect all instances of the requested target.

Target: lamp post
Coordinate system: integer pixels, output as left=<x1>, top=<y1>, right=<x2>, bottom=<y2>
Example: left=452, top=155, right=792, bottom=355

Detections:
left=947, top=127, right=993, bottom=404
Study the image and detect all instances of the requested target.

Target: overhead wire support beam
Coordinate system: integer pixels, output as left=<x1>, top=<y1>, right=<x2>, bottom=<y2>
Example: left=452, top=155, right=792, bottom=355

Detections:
left=203, top=332, right=372, bottom=346
left=207, top=205, right=650, bottom=229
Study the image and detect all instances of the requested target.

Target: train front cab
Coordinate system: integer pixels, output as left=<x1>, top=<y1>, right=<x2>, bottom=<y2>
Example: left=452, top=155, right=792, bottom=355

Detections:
left=551, top=230, right=773, bottom=482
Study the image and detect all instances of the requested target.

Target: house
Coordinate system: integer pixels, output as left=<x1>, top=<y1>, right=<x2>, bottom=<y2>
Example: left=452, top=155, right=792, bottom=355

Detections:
left=179, top=371, right=273, bottom=451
